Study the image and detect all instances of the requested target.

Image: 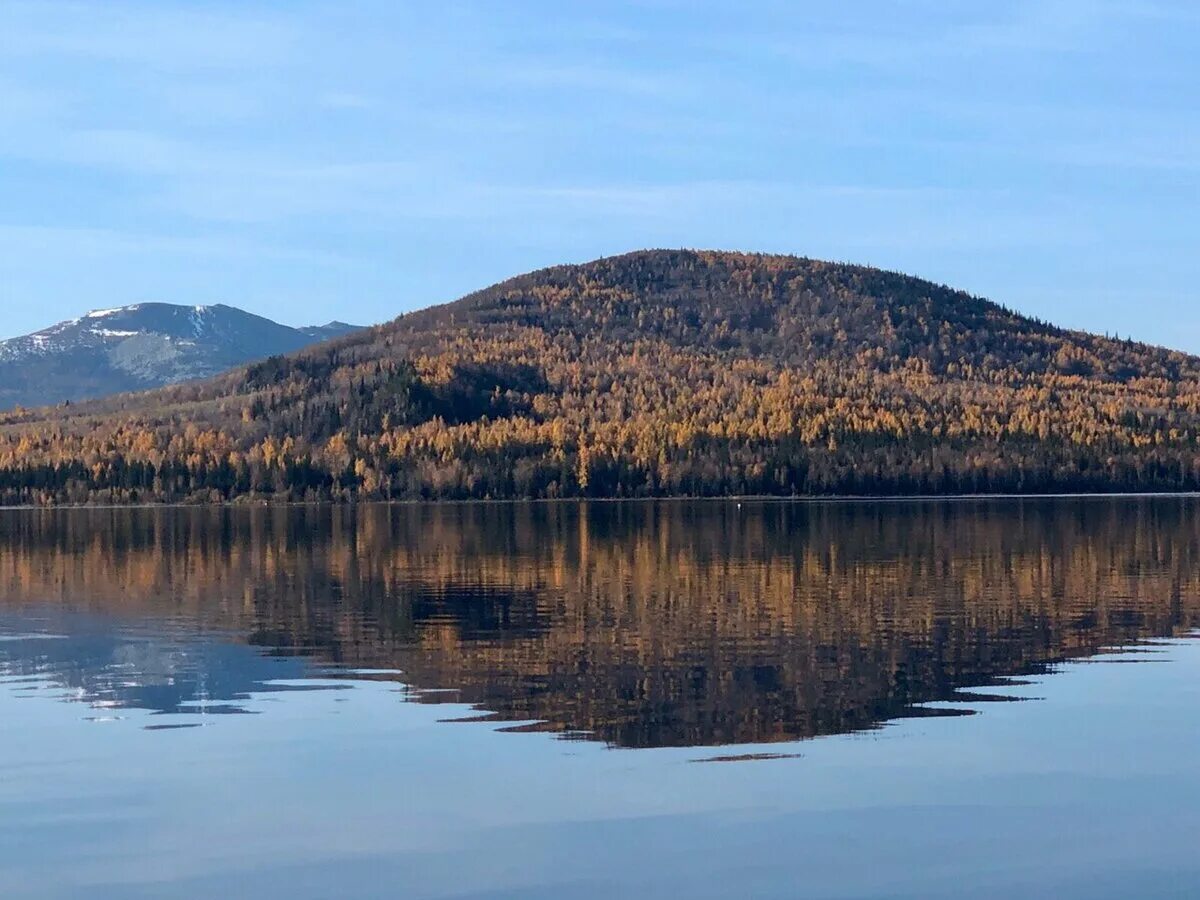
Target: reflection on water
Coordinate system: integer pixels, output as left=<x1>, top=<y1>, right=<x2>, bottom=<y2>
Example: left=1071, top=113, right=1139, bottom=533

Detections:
left=1, top=498, right=1197, bottom=747
left=0, top=626, right=329, bottom=721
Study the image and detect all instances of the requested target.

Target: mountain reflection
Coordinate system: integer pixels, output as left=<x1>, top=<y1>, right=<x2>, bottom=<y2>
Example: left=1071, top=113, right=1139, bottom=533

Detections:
left=0, top=500, right=1198, bottom=747
left=0, top=627, right=320, bottom=718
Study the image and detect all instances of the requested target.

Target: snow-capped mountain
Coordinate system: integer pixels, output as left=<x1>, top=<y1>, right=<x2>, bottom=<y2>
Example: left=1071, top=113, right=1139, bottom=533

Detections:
left=0, top=303, right=361, bottom=410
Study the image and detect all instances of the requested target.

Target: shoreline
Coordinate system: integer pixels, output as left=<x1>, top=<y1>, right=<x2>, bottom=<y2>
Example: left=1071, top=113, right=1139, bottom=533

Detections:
left=2, top=490, right=1200, bottom=512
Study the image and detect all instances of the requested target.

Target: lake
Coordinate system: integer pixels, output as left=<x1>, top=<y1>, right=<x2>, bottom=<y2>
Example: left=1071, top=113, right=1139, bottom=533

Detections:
left=1, top=499, right=1198, bottom=898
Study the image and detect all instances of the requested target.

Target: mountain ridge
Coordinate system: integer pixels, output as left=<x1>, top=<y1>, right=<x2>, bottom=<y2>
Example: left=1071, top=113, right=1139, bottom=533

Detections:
left=1, top=249, right=1198, bottom=503
left=0, top=302, right=362, bottom=411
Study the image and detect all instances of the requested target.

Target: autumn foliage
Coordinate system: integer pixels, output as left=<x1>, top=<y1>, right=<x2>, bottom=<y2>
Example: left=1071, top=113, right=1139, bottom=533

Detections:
left=2, top=250, right=1200, bottom=503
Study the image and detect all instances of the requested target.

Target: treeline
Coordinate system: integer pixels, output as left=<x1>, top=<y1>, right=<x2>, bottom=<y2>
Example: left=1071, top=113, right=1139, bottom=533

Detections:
left=3, top=249, right=1200, bottom=504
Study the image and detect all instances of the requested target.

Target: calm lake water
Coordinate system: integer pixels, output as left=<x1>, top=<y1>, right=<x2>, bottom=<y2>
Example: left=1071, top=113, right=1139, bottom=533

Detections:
left=1, top=499, right=1198, bottom=898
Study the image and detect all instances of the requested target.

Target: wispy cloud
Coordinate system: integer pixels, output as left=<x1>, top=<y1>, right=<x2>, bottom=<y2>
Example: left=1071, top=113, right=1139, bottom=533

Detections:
left=317, top=91, right=374, bottom=110
left=0, top=0, right=1197, bottom=348
left=0, top=223, right=352, bottom=265
left=2, top=0, right=298, bottom=69
left=496, top=63, right=686, bottom=99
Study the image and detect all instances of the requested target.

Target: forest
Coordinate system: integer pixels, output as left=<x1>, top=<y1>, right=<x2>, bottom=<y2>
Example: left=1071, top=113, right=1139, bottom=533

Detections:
left=2, top=249, right=1200, bottom=504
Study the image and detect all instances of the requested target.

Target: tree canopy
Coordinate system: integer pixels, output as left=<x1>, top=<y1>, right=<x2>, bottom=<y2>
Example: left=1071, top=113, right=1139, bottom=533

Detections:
left=3, top=250, right=1200, bottom=503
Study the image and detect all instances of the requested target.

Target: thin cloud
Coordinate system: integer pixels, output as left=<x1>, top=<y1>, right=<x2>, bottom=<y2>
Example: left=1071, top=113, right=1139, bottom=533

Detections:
left=0, top=224, right=353, bottom=266
left=2, top=0, right=298, bottom=69
left=317, top=91, right=375, bottom=110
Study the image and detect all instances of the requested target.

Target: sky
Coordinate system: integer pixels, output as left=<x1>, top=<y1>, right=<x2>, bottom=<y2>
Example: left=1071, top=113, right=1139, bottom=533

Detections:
left=1, top=0, right=1198, bottom=348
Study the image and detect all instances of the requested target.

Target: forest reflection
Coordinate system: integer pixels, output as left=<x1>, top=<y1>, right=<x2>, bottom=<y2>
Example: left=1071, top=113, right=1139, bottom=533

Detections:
left=1, top=499, right=1197, bottom=748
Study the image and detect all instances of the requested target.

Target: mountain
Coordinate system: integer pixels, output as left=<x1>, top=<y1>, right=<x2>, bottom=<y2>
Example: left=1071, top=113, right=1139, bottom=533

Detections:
left=0, top=303, right=361, bottom=411
left=299, top=321, right=361, bottom=342
left=2, top=249, right=1199, bottom=503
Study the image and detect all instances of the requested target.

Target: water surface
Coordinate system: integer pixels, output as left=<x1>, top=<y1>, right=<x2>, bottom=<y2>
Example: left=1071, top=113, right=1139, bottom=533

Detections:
left=1, top=500, right=1198, bottom=898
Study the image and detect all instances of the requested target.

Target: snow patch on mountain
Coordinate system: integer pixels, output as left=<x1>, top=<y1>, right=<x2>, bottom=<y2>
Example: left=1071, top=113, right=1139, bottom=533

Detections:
left=0, top=303, right=364, bottom=410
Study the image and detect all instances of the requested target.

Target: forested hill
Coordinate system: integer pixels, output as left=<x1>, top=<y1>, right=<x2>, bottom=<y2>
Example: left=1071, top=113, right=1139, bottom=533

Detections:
left=2, top=249, right=1199, bottom=503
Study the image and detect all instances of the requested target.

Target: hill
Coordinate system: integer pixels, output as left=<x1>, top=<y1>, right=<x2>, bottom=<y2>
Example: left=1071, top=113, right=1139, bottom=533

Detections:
left=1, top=249, right=1199, bottom=503
left=0, top=303, right=361, bottom=411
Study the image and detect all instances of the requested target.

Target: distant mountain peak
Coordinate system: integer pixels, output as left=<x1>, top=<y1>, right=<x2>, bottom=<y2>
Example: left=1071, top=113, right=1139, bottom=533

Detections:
left=0, top=302, right=363, bottom=411
left=298, top=320, right=364, bottom=340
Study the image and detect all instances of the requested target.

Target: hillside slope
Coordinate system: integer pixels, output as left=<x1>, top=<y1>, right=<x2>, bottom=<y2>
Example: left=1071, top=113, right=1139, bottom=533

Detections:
left=1, top=250, right=1199, bottom=502
left=0, top=303, right=361, bottom=410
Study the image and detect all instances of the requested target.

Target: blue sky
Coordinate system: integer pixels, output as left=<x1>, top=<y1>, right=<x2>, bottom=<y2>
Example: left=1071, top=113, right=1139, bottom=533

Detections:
left=2, top=1, right=1198, bottom=348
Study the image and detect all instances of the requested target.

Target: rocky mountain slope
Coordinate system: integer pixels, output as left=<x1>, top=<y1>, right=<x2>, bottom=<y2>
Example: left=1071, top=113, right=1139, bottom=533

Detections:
left=0, top=303, right=359, bottom=410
